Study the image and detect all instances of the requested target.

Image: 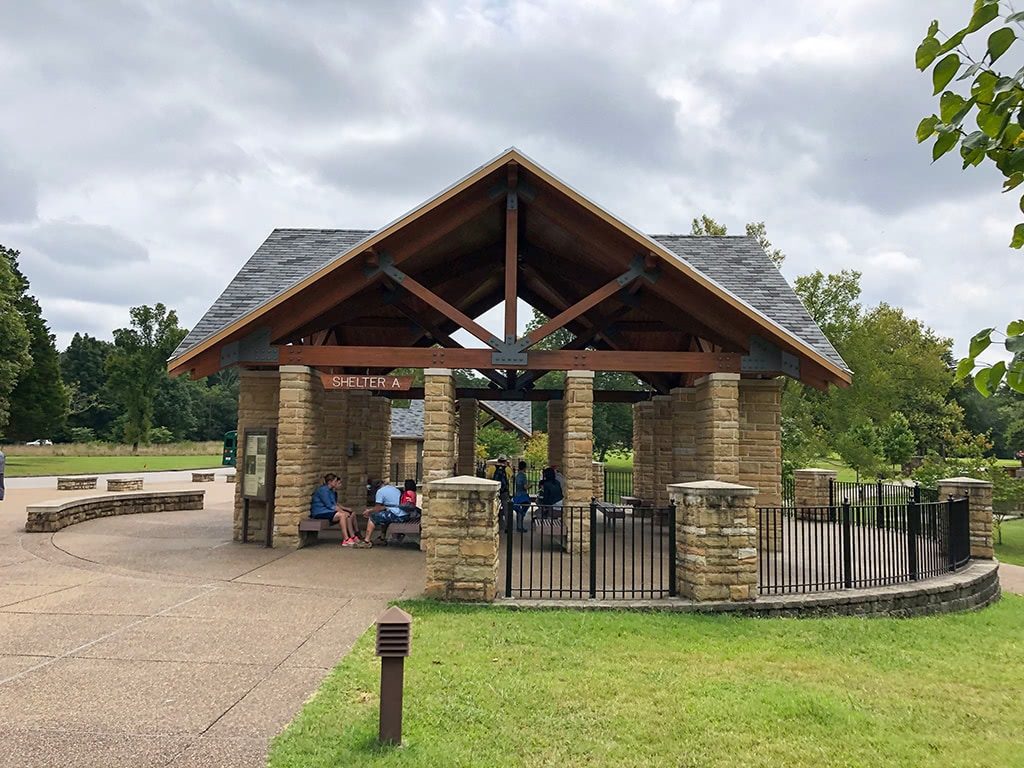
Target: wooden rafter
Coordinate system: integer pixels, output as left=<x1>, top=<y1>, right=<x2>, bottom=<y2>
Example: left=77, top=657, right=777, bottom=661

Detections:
left=504, top=163, right=518, bottom=340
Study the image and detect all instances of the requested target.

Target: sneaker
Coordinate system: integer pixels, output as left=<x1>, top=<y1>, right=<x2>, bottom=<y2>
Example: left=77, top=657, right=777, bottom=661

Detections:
left=353, top=539, right=372, bottom=548
left=341, top=537, right=356, bottom=547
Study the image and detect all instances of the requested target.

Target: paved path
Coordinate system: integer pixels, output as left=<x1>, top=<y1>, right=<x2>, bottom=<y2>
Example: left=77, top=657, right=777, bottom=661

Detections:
left=0, top=481, right=424, bottom=767
left=998, top=561, right=1024, bottom=595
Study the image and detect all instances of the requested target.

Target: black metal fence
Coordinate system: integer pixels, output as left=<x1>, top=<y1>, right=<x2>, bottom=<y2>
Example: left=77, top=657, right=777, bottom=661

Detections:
left=603, top=468, right=634, bottom=504
left=758, top=494, right=971, bottom=595
left=828, top=478, right=937, bottom=507
left=782, top=475, right=795, bottom=506
left=503, top=501, right=675, bottom=599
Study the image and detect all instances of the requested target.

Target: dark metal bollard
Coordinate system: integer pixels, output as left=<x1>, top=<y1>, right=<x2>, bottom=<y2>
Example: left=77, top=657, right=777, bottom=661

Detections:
left=375, top=606, right=412, bottom=745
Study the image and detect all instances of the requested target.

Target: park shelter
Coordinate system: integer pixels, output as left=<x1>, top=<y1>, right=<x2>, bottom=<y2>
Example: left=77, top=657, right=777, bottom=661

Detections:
left=167, top=148, right=851, bottom=549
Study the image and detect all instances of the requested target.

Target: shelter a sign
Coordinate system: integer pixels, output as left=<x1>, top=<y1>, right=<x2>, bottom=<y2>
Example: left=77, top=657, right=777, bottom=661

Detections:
left=319, top=373, right=413, bottom=391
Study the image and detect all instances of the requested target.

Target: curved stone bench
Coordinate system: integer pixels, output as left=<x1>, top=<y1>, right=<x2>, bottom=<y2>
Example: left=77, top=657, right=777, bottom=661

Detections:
left=107, top=477, right=143, bottom=492
left=57, top=476, right=98, bottom=491
left=191, top=472, right=216, bottom=483
left=25, top=490, right=205, bottom=533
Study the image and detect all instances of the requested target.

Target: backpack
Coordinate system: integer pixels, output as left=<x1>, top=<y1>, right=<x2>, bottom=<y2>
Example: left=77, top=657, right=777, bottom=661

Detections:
left=493, top=465, right=510, bottom=494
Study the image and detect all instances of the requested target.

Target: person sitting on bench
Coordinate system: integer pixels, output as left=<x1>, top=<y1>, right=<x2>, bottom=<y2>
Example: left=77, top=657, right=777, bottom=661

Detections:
left=537, top=466, right=564, bottom=518
left=310, top=473, right=358, bottom=547
left=356, top=480, right=409, bottom=548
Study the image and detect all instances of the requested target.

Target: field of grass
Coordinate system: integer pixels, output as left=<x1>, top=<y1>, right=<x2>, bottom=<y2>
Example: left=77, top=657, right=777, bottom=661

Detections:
left=2, top=454, right=224, bottom=477
left=270, top=597, right=1024, bottom=768
left=996, top=517, right=1024, bottom=567
left=1, top=440, right=221, bottom=457
left=601, top=451, right=633, bottom=470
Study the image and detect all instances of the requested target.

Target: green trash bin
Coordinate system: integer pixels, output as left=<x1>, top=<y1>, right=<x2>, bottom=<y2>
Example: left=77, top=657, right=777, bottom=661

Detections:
left=222, top=430, right=237, bottom=467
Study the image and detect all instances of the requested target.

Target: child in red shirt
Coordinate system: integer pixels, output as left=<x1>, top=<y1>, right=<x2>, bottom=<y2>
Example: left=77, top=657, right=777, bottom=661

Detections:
left=399, top=479, right=418, bottom=511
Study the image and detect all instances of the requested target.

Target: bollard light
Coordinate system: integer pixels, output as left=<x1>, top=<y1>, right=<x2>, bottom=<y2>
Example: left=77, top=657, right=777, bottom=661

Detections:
left=375, top=605, right=412, bottom=745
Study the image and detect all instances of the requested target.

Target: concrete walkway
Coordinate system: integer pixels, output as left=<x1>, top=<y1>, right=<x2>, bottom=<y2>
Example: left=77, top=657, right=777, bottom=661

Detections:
left=998, top=561, right=1024, bottom=595
left=4, top=466, right=236, bottom=490
left=0, top=481, right=424, bottom=767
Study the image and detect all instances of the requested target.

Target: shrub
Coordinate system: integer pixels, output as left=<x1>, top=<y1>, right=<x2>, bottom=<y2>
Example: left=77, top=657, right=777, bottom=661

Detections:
left=68, top=427, right=96, bottom=443
left=147, top=426, right=175, bottom=444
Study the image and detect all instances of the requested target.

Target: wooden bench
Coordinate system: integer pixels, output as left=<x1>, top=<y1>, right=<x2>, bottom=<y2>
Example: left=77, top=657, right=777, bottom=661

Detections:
left=107, top=477, right=144, bottom=492
left=299, top=514, right=422, bottom=546
left=191, top=471, right=216, bottom=483
left=57, top=476, right=97, bottom=491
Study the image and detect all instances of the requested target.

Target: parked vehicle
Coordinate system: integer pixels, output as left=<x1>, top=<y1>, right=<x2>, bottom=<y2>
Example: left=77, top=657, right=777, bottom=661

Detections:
left=26, top=439, right=53, bottom=446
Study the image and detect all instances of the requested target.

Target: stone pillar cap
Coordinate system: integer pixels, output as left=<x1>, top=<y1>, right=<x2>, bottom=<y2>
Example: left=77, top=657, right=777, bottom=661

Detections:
left=669, top=480, right=757, bottom=496
left=565, top=369, right=595, bottom=379
left=428, top=475, right=500, bottom=491
left=694, top=372, right=741, bottom=385
left=937, top=476, right=992, bottom=485
left=424, top=367, right=453, bottom=376
left=279, top=364, right=313, bottom=373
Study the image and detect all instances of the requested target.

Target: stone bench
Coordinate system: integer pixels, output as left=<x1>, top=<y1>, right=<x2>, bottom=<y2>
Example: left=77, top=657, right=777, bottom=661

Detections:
left=192, top=472, right=216, bottom=483
left=107, top=478, right=143, bottom=492
left=57, top=476, right=98, bottom=491
left=25, top=490, right=206, bottom=533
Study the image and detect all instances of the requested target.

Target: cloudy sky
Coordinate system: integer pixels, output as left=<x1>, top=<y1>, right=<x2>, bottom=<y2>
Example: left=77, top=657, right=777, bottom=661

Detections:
left=0, top=0, right=1019, bottom=364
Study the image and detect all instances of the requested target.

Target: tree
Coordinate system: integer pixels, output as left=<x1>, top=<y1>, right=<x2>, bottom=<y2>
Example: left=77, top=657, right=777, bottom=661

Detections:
left=915, top=2, right=1024, bottom=393
left=835, top=421, right=882, bottom=483
left=5, top=252, right=68, bottom=440
left=0, top=245, right=31, bottom=433
left=880, top=412, right=917, bottom=470
left=689, top=215, right=786, bottom=267
left=477, top=424, right=522, bottom=460
left=106, top=304, right=187, bottom=450
left=61, top=333, right=117, bottom=438
left=793, top=270, right=862, bottom=346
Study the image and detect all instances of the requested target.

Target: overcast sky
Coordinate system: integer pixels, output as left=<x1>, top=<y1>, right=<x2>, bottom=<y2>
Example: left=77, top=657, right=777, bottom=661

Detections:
left=0, top=0, right=1019, bottom=364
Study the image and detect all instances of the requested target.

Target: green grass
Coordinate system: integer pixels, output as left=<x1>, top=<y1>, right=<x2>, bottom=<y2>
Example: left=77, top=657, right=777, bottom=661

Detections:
left=3, top=455, right=224, bottom=477
left=806, top=455, right=859, bottom=482
left=601, top=451, right=633, bottom=470
left=996, top=517, right=1024, bottom=566
left=270, top=597, right=1024, bottom=768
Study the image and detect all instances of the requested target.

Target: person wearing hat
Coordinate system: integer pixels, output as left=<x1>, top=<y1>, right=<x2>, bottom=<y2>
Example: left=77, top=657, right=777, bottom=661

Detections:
left=489, top=456, right=511, bottom=526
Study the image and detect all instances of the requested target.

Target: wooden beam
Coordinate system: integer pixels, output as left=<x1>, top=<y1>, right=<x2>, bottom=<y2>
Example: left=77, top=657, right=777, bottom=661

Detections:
left=522, top=275, right=625, bottom=349
left=505, top=163, right=518, bottom=340
left=279, top=345, right=741, bottom=373
left=383, top=388, right=654, bottom=402
left=389, top=271, right=497, bottom=347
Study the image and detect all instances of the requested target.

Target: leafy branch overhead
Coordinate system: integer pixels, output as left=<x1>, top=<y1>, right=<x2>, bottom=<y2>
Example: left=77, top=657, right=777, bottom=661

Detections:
left=916, top=0, right=1024, bottom=394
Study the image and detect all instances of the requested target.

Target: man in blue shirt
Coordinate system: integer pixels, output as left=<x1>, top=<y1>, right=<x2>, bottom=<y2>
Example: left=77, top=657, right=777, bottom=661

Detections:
left=355, top=480, right=408, bottom=548
left=310, top=473, right=358, bottom=546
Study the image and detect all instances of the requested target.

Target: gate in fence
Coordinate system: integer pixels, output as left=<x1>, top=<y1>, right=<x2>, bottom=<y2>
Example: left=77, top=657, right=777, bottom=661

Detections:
left=758, top=494, right=971, bottom=595
left=503, top=501, right=676, bottom=600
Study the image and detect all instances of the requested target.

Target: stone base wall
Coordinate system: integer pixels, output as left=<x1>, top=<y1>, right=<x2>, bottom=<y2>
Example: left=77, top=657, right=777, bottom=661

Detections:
left=938, top=477, right=994, bottom=559
left=738, top=379, right=782, bottom=507
left=26, top=490, right=205, bottom=533
left=793, top=468, right=836, bottom=509
left=192, top=472, right=216, bottom=483
left=107, top=478, right=143, bottom=492
left=274, top=366, right=325, bottom=549
left=592, top=461, right=605, bottom=502
left=57, top=477, right=97, bottom=491
left=390, top=438, right=421, bottom=468
left=234, top=371, right=280, bottom=541
left=423, top=477, right=500, bottom=601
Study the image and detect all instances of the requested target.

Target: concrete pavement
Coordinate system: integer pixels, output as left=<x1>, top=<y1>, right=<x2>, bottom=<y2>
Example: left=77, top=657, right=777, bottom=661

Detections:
left=0, top=480, right=424, bottom=767
left=4, top=466, right=236, bottom=490
left=998, top=561, right=1024, bottom=595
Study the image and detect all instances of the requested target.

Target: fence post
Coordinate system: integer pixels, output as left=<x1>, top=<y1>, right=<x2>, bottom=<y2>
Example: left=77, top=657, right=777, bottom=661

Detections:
left=588, top=499, right=597, bottom=599
left=504, top=491, right=514, bottom=598
left=842, top=500, right=853, bottom=589
left=828, top=477, right=835, bottom=509
left=668, top=500, right=678, bottom=597
left=907, top=497, right=919, bottom=581
left=947, top=496, right=957, bottom=572
left=875, top=480, right=884, bottom=528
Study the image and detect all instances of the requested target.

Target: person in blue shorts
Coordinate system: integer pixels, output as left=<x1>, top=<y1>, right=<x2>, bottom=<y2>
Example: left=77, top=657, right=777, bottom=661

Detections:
left=356, top=480, right=408, bottom=548
left=310, top=473, right=358, bottom=546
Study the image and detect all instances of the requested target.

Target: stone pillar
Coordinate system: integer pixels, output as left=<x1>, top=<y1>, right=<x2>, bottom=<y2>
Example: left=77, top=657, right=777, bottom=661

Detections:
left=564, top=371, right=594, bottom=552
left=653, top=395, right=674, bottom=507
left=274, top=365, right=324, bottom=548
left=233, top=370, right=280, bottom=541
left=937, top=476, right=994, bottom=559
left=342, top=390, right=371, bottom=510
left=547, top=399, right=564, bottom=469
left=671, top=386, right=697, bottom=484
left=632, top=400, right=655, bottom=501
left=794, top=468, right=836, bottom=515
left=694, top=373, right=740, bottom=483
left=422, top=369, right=456, bottom=522
left=321, top=390, right=348, bottom=480
left=365, top=396, right=391, bottom=485
left=423, top=476, right=500, bottom=601
left=592, top=461, right=605, bottom=502
left=456, top=398, right=479, bottom=475
left=669, top=480, right=758, bottom=602
left=738, top=379, right=783, bottom=507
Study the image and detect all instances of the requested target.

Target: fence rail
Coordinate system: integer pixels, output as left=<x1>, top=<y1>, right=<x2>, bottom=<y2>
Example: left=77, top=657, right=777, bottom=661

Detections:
left=758, top=495, right=970, bottom=595
left=503, top=501, right=675, bottom=599
left=603, top=469, right=634, bottom=504
left=828, top=478, right=937, bottom=508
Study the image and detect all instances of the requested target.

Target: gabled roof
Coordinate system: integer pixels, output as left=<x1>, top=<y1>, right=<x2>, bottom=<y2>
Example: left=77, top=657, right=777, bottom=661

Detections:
left=169, top=147, right=850, bottom=382
left=391, top=399, right=532, bottom=439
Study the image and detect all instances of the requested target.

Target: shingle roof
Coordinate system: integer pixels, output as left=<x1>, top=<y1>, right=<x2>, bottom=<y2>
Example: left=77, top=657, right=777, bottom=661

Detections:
left=390, top=399, right=532, bottom=439
left=650, top=235, right=849, bottom=373
left=173, top=229, right=848, bottom=375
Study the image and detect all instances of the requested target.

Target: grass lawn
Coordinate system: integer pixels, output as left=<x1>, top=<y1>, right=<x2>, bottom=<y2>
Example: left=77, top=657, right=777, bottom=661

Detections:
left=806, top=455, right=859, bottom=482
left=270, top=597, right=1024, bottom=768
left=601, top=451, right=633, bottom=470
left=996, top=517, right=1024, bottom=566
left=3, top=454, right=223, bottom=477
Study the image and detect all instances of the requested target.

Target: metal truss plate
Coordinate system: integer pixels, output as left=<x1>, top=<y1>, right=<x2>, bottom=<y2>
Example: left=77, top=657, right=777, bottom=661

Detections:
left=491, top=351, right=528, bottom=366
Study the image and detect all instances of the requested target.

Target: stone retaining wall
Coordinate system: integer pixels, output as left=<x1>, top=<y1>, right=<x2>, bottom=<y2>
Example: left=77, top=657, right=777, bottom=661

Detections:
left=57, top=477, right=97, bottom=491
left=501, top=561, right=1000, bottom=618
left=191, top=472, right=216, bottom=482
left=25, top=490, right=206, bottom=533
left=107, top=478, right=143, bottom=492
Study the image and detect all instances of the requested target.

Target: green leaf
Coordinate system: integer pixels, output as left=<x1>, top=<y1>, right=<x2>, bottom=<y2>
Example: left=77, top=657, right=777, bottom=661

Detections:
left=955, top=356, right=976, bottom=382
left=1006, top=334, right=1024, bottom=353
left=968, top=1, right=999, bottom=33
left=950, top=95, right=977, bottom=126
left=932, top=131, right=959, bottom=161
left=974, top=365, right=993, bottom=396
left=963, top=146, right=986, bottom=168
left=1012, top=222, right=1024, bottom=248
left=1009, top=11, right=1024, bottom=23
left=962, top=129, right=990, bottom=149
left=1007, top=148, right=1024, bottom=172
left=957, top=61, right=984, bottom=81
left=988, top=27, right=1016, bottom=63
left=1007, top=357, right=1024, bottom=393
left=970, top=328, right=995, bottom=358
left=973, top=70, right=998, bottom=102
left=1007, top=319, right=1024, bottom=335
left=1003, top=172, right=1024, bottom=190
left=940, top=91, right=966, bottom=122
left=933, top=53, right=961, bottom=93
left=916, top=37, right=941, bottom=70
left=938, top=29, right=969, bottom=55
left=929, top=19, right=940, bottom=36
left=990, top=360, right=1007, bottom=390
left=916, top=115, right=940, bottom=142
